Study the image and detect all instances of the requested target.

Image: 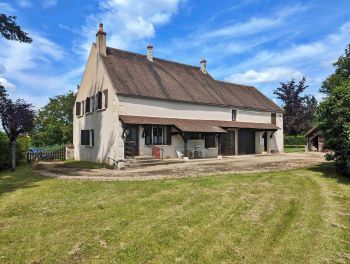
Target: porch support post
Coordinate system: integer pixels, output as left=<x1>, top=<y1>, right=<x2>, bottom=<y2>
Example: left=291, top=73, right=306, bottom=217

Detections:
left=183, top=133, right=189, bottom=159
left=218, top=133, right=222, bottom=156
left=234, top=128, right=239, bottom=155
left=179, top=132, right=189, bottom=159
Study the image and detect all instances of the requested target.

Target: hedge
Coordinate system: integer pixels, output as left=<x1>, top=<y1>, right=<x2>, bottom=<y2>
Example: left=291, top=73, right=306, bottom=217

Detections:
left=284, top=135, right=305, bottom=145
left=0, top=133, right=30, bottom=171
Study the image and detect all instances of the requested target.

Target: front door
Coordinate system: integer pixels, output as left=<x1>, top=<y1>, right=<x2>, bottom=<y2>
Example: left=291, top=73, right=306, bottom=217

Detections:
left=125, top=125, right=139, bottom=157
left=238, top=129, right=255, bottom=155
left=219, top=130, right=235, bottom=155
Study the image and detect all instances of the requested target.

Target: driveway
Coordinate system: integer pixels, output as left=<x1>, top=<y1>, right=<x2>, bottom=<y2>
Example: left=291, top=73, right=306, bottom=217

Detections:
left=34, top=152, right=327, bottom=181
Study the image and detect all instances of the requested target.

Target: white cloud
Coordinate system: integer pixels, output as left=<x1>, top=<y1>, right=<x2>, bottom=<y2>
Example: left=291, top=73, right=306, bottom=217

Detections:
left=0, top=33, right=65, bottom=74
left=42, top=0, right=57, bottom=8
left=0, top=77, right=16, bottom=90
left=188, top=4, right=306, bottom=46
left=18, top=0, right=32, bottom=8
left=226, top=67, right=304, bottom=84
left=77, top=0, right=184, bottom=56
left=221, top=21, right=350, bottom=91
left=0, top=32, right=78, bottom=107
left=0, top=2, right=16, bottom=13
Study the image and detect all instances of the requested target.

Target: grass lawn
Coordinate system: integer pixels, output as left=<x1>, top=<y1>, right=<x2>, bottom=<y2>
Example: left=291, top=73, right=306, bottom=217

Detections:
left=284, top=145, right=305, bottom=153
left=0, top=164, right=349, bottom=263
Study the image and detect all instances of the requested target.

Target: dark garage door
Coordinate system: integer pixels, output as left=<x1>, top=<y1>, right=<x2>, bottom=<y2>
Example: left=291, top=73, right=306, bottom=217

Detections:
left=238, top=129, right=255, bottom=155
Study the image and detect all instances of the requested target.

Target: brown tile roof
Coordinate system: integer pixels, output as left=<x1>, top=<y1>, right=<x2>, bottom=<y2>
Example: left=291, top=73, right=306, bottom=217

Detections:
left=102, top=47, right=283, bottom=113
left=119, top=115, right=280, bottom=132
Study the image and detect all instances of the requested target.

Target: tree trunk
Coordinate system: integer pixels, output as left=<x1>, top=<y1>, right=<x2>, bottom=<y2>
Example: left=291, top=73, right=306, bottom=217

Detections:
left=11, top=140, right=16, bottom=171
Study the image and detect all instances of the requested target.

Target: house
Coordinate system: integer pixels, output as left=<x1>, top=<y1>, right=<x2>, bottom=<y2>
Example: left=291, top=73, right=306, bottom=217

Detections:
left=73, top=24, right=284, bottom=163
left=305, top=125, right=325, bottom=152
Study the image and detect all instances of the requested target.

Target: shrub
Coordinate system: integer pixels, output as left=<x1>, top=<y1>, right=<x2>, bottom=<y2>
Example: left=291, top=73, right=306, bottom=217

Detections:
left=317, top=80, right=350, bottom=176
left=0, top=132, right=30, bottom=171
left=284, top=135, right=305, bottom=145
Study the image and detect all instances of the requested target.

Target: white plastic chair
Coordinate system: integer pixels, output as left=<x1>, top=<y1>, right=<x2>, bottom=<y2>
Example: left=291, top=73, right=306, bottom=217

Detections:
left=176, top=149, right=184, bottom=159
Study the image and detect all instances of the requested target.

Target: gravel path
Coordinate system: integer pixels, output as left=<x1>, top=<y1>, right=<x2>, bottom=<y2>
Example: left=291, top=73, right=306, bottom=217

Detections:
left=33, top=152, right=327, bottom=181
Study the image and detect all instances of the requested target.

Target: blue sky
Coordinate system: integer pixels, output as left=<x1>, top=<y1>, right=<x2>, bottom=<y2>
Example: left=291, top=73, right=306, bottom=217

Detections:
left=0, top=0, right=349, bottom=108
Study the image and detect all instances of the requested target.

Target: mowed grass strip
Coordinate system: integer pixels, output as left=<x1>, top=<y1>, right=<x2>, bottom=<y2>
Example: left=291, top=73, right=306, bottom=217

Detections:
left=0, top=164, right=349, bottom=263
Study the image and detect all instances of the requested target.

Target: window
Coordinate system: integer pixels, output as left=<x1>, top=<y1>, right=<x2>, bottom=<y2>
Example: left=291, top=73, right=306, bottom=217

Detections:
left=103, top=89, right=108, bottom=108
left=97, top=91, right=103, bottom=110
left=153, top=125, right=163, bottom=145
left=232, top=110, right=237, bottom=121
left=86, top=97, right=91, bottom=113
left=144, top=125, right=172, bottom=145
left=205, top=134, right=216, bottom=148
left=188, top=133, right=203, bottom=140
left=91, top=96, right=95, bottom=112
left=271, top=113, right=276, bottom=125
left=76, top=102, right=81, bottom=116
left=81, top=129, right=94, bottom=146
left=82, top=100, right=85, bottom=115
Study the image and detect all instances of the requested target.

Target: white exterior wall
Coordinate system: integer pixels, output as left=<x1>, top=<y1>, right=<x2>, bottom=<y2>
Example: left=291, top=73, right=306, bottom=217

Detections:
left=118, top=96, right=283, bottom=158
left=73, top=45, right=121, bottom=163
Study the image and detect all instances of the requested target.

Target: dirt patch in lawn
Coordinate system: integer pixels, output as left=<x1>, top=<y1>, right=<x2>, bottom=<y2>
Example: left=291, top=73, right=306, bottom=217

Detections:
left=33, top=152, right=327, bottom=181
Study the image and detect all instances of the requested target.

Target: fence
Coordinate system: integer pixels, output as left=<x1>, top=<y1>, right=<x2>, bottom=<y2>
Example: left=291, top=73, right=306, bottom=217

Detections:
left=27, top=147, right=66, bottom=163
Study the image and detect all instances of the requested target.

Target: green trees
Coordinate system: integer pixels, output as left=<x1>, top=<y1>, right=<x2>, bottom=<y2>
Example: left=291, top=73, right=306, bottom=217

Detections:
left=0, top=14, right=32, bottom=43
left=320, top=44, right=350, bottom=94
left=317, top=45, right=350, bottom=176
left=274, top=77, right=317, bottom=136
left=0, top=85, right=35, bottom=171
left=31, top=91, right=76, bottom=147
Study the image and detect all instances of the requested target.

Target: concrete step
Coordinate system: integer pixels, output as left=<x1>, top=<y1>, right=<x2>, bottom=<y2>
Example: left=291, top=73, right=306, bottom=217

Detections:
left=129, top=159, right=162, bottom=164
left=125, top=159, right=184, bottom=168
left=133, top=156, right=155, bottom=161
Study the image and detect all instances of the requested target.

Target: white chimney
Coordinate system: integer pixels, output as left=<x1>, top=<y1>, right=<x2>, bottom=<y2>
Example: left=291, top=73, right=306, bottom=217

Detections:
left=147, top=45, right=153, bottom=61
left=200, top=59, right=207, bottom=74
left=96, top=23, right=107, bottom=57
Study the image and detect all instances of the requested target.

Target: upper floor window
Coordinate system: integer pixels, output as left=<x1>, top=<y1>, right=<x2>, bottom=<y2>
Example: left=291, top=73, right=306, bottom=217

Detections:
left=82, top=100, right=85, bottom=115
left=76, top=102, right=81, bottom=116
left=232, top=110, right=237, bottom=121
left=271, top=113, right=276, bottom=125
left=86, top=97, right=91, bottom=113
left=97, top=91, right=103, bottom=110
left=103, top=89, right=108, bottom=108
left=91, top=96, right=95, bottom=112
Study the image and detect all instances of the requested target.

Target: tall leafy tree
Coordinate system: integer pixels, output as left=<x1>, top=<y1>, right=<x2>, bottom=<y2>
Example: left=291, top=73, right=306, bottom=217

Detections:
left=274, top=77, right=315, bottom=135
left=302, top=94, right=318, bottom=132
left=320, top=44, right=350, bottom=94
left=31, top=91, right=76, bottom=146
left=0, top=84, right=35, bottom=171
left=317, top=79, right=350, bottom=176
left=0, top=14, right=32, bottom=43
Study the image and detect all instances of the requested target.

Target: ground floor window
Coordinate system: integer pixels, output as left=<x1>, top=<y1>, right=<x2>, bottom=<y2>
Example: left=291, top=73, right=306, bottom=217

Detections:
left=188, top=133, right=204, bottom=140
left=205, top=134, right=217, bottom=148
left=81, top=129, right=94, bottom=146
left=143, top=125, right=172, bottom=145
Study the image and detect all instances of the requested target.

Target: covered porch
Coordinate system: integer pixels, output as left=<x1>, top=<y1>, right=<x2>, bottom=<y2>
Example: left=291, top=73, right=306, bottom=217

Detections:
left=119, top=115, right=279, bottom=159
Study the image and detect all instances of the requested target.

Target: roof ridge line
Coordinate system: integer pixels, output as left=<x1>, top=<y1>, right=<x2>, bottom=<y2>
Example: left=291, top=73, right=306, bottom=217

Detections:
left=217, top=80, right=255, bottom=88
left=106, top=46, right=200, bottom=70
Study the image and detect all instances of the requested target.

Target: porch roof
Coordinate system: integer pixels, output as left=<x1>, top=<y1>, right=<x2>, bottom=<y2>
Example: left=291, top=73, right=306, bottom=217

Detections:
left=119, top=115, right=280, bottom=133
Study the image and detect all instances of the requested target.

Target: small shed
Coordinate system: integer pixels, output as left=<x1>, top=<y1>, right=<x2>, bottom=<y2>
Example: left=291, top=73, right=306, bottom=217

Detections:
left=305, top=126, right=325, bottom=152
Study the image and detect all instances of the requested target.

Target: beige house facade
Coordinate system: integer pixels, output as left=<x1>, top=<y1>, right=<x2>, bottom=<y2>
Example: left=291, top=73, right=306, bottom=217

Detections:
left=73, top=24, right=284, bottom=163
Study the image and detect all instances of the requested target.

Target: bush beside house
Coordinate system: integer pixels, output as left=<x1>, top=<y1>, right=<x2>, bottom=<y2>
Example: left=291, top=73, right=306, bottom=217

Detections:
left=0, top=132, right=30, bottom=171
